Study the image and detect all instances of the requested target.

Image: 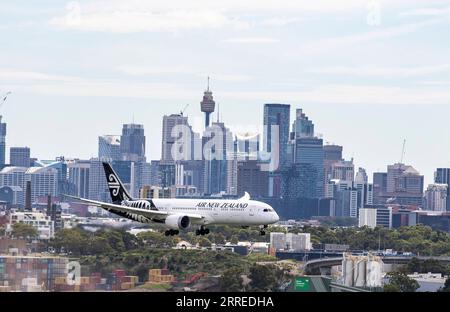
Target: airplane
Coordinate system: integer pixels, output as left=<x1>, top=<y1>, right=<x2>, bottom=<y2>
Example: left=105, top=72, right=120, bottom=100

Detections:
left=66, top=162, right=280, bottom=237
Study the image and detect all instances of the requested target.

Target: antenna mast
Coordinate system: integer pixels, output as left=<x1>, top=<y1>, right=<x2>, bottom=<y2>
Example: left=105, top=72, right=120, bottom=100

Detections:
left=400, top=139, right=406, bottom=164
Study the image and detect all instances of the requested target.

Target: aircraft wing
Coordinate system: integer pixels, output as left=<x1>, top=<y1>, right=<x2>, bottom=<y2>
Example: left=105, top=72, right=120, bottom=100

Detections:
left=64, top=195, right=204, bottom=221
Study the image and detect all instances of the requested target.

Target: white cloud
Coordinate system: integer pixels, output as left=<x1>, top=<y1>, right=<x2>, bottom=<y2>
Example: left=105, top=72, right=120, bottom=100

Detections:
left=3, top=68, right=450, bottom=105
left=260, top=17, right=303, bottom=27
left=302, top=18, right=444, bottom=53
left=418, top=80, right=450, bottom=86
left=115, top=66, right=254, bottom=82
left=49, top=7, right=250, bottom=33
left=115, top=65, right=192, bottom=76
left=46, top=0, right=373, bottom=33
left=400, top=6, right=450, bottom=16
left=220, top=84, right=450, bottom=105
left=309, top=63, right=450, bottom=77
left=222, top=37, right=279, bottom=43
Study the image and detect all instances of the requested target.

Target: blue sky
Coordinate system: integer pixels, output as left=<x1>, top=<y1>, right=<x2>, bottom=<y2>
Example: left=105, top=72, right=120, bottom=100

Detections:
left=1, top=0, right=450, bottom=185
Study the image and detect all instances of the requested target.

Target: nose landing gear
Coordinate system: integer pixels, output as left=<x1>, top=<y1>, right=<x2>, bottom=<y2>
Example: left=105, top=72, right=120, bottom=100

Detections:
left=259, top=225, right=268, bottom=236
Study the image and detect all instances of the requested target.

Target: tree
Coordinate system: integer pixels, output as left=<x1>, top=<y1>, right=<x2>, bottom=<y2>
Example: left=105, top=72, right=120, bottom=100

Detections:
left=11, top=223, right=38, bottom=239
left=51, top=228, right=89, bottom=255
left=220, top=268, right=244, bottom=292
left=0, top=226, right=5, bottom=236
left=249, top=264, right=280, bottom=292
left=384, top=272, right=419, bottom=292
left=197, top=237, right=212, bottom=248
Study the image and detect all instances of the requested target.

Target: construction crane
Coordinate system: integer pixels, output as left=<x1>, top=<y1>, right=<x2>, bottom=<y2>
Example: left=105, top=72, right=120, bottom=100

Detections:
left=399, top=139, right=406, bottom=164
left=0, top=91, right=11, bottom=110
left=180, top=103, right=190, bottom=116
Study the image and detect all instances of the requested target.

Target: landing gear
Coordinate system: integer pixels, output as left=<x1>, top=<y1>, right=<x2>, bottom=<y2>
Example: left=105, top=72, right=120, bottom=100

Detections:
left=196, top=226, right=210, bottom=236
left=165, top=229, right=180, bottom=237
left=259, top=225, right=268, bottom=236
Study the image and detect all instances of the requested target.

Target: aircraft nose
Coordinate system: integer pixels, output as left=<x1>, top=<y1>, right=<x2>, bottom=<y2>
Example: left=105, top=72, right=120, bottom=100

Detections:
left=273, top=212, right=280, bottom=223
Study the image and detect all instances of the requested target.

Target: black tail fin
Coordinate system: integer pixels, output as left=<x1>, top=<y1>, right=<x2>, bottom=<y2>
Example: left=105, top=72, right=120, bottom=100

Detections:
left=102, top=162, right=133, bottom=204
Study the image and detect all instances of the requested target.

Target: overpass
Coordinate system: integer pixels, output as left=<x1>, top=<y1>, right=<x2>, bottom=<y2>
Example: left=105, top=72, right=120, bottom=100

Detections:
left=304, top=256, right=450, bottom=271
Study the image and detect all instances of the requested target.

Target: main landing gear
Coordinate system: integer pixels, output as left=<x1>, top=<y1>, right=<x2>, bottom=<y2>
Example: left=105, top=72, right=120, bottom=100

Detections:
left=196, top=226, right=210, bottom=236
left=260, top=225, right=268, bottom=236
left=165, top=229, right=180, bottom=237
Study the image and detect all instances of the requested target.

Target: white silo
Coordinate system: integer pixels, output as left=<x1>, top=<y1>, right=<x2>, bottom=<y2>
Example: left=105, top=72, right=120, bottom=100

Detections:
left=354, top=258, right=367, bottom=287
left=366, top=257, right=383, bottom=288
left=342, top=255, right=355, bottom=287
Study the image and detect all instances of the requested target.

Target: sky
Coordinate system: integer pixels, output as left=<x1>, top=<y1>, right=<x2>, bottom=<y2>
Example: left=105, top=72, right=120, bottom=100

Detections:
left=1, top=0, right=450, bottom=185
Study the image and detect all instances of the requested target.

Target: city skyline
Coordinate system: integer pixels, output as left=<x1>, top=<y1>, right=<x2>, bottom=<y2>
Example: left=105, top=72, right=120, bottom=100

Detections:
left=1, top=1, right=450, bottom=185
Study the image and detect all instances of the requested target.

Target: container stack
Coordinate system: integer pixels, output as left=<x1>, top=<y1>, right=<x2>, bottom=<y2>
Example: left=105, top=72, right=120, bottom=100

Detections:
left=148, top=269, right=175, bottom=284
left=0, top=255, right=68, bottom=292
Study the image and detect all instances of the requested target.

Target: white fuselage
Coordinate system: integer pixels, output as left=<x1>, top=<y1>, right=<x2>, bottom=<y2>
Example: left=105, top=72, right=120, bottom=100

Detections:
left=122, top=198, right=280, bottom=227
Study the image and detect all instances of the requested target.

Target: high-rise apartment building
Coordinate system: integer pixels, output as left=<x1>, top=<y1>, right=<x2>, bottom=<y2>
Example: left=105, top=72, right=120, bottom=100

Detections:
left=25, top=167, right=58, bottom=203
left=98, top=135, right=121, bottom=161
left=424, top=184, right=448, bottom=212
left=10, top=147, right=31, bottom=167
left=67, top=160, right=90, bottom=198
left=0, top=166, right=27, bottom=206
left=331, top=160, right=354, bottom=182
left=120, top=124, right=146, bottom=162
left=161, top=114, right=193, bottom=163
left=435, top=168, right=450, bottom=211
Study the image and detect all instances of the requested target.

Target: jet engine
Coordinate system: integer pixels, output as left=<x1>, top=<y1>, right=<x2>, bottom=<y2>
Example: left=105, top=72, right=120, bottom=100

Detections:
left=165, top=214, right=191, bottom=230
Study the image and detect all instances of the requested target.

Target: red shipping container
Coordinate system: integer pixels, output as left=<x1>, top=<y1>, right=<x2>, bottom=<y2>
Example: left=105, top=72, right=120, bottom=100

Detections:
left=114, top=270, right=126, bottom=277
left=161, top=269, right=170, bottom=275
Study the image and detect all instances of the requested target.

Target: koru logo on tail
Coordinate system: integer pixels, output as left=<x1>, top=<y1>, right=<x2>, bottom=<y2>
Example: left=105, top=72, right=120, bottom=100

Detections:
left=108, top=174, right=121, bottom=196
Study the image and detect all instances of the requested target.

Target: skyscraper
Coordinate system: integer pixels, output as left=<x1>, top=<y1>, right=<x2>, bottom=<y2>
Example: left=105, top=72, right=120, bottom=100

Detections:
left=355, top=167, right=368, bottom=184
left=200, top=78, right=216, bottom=128
left=264, top=104, right=290, bottom=197
left=0, top=116, right=6, bottom=168
left=237, top=160, right=269, bottom=198
left=328, top=180, right=358, bottom=218
left=324, top=145, right=343, bottom=162
left=424, top=184, right=447, bottom=212
left=98, top=135, right=121, bottom=161
left=324, top=144, right=344, bottom=196
left=161, top=114, right=192, bottom=163
left=263, top=104, right=290, bottom=169
left=373, top=172, right=387, bottom=204
left=10, top=147, right=31, bottom=167
left=88, top=158, right=110, bottom=202
left=0, top=166, right=27, bottom=206
left=25, top=167, right=58, bottom=203
left=202, top=121, right=234, bottom=195
left=330, top=160, right=354, bottom=182
left=68, top=160, right=90, bottom=198
left=292, top=109, right=314, bottom=139
left=435, top=168, right=450, bottom=211
left=292, top=137, right=325, bottom=198
left=376, top=163, right=424, bottom=206
left=120, top=124, right=146, bottom=162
